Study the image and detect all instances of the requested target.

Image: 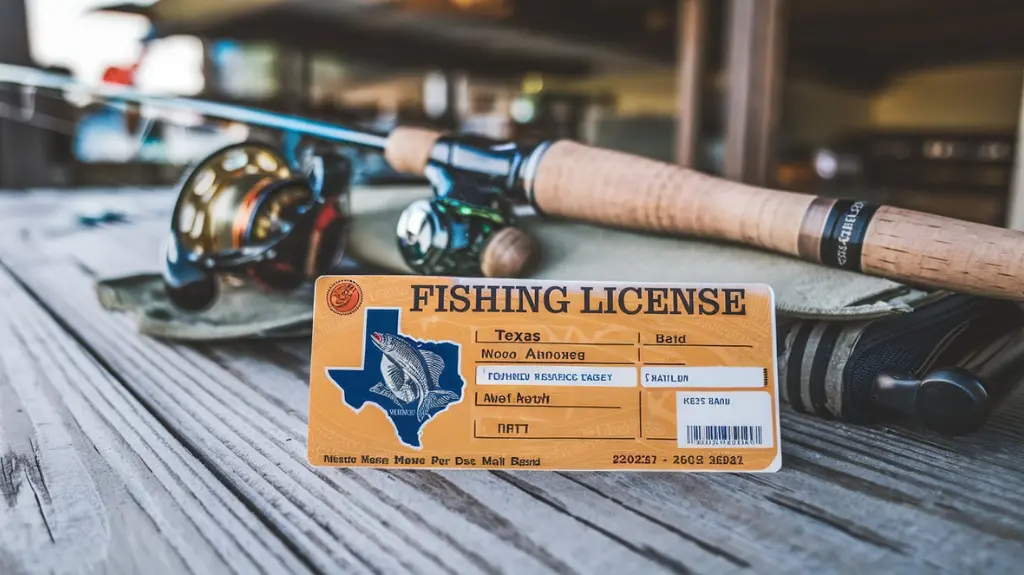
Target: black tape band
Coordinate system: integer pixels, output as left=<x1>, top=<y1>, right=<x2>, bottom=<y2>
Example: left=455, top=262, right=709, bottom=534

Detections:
left=819, top=200, right=878, bottom=271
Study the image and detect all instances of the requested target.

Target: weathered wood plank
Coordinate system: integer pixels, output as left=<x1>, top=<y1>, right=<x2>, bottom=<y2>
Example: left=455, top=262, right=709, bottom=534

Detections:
left=11, top=261, right=685, bottom=573
left=0, top=266, right=312, bottom=575
left=0, top=190, right=756, bottom=572
left=2, top=188, right=1024, bottom=574
left=228, top=332, right=1024, bottom=572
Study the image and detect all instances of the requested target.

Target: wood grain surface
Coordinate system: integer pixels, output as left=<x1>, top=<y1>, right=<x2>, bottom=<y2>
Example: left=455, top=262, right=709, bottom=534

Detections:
left=1, top=188, right=1024, bottom=574
left=0, top=265, right=310, bottom=575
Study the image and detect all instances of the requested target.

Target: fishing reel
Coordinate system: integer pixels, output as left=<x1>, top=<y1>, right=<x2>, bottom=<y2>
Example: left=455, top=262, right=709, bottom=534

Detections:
left=162, top=140, right=537, bottom=311
left=396, top=162, right=538, bottom=278
left=162, top=141, right=351, bottom=311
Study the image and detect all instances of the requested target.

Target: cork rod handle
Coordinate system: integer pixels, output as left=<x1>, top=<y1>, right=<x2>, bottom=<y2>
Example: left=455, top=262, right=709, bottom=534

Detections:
left=384, top=130, right=1024, bottom=300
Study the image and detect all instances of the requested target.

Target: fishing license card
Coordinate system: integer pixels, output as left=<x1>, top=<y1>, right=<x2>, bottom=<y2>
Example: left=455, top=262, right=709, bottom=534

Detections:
left=307, top=276, right=782, bottom=472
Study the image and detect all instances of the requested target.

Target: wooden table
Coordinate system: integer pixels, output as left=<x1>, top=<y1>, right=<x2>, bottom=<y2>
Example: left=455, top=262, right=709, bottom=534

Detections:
left=1, top=187, right=1023, bottom=575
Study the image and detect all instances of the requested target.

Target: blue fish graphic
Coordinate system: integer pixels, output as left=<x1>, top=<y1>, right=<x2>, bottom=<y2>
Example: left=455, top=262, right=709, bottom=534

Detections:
left=370, top=332, right=459, bottom=421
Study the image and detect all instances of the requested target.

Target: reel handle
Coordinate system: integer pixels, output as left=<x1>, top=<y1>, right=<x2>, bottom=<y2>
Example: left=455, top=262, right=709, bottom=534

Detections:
left=395, top=195, right=538, bottom=279
left=384, top=128, right=1024, bottom=301
left=480, top=227, right=538, bottom=278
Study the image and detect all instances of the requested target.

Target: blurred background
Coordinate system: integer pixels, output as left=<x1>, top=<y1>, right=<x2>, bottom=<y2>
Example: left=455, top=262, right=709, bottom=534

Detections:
left=2, top=0, right=1024, bottom=228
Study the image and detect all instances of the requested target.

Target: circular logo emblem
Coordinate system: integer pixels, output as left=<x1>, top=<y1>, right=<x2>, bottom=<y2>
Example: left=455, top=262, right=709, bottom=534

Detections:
left=326, top=280, right=363, bottom=315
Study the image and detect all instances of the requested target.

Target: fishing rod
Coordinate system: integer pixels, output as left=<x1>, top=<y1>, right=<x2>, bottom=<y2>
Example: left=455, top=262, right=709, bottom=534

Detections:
left=2, top=62, right=1024, bottom=303
left=0, top=63, right=538, bottom=308
left=0, top=63, right=389, bottom=149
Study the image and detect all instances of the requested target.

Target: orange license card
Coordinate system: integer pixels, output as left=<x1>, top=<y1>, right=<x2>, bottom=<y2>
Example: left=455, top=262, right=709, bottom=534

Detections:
left=307, top=276, right=782, bottom=472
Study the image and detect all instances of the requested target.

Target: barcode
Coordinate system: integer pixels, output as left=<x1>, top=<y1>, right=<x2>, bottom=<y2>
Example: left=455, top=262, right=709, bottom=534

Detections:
left=684, top=425, right=764, bottom=446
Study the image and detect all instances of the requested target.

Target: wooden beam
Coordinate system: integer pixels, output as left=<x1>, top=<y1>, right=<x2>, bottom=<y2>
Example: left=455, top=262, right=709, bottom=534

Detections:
left=187, top=11, right=593, bottom=78
left=722, top=0, right=787, bottom=185
left=675, top=0, right=707, bottom=167
left=0, top=0, right=51, bottom=188
left=790, top=0, right=1024, bottom=46
left=446, top=70, right=470, bottom=130
left=0, top=0, right=30, bottom=65
left=199, top=39, right=219, bottom=98
left=277, top=46, right=306, bottom=114
left=1008, top=73, right=1024, bottom=230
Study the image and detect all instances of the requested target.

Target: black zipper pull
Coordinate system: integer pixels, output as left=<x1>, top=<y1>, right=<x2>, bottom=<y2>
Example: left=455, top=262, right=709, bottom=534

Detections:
left=873, top=367, right=990, bottom=435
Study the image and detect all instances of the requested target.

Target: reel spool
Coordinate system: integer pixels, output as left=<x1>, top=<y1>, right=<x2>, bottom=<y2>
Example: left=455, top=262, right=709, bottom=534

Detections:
left=163, top=142, right=351, bottom=310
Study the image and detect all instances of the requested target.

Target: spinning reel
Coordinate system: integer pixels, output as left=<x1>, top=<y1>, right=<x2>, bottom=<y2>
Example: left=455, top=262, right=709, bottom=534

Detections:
left=163, top=142, right=351, bottom=310
left=163, top=141, right=538, bottom=310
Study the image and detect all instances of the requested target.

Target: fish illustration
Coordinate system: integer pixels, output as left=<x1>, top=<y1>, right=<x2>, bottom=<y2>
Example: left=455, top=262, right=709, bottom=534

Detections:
left=373, top=353, right=418, bottom=405
left=370, top=332, right=459, bottom=421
